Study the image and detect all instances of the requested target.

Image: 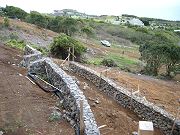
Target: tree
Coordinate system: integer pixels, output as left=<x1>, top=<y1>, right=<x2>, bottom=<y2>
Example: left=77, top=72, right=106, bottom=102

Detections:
left=139, top=37, right=180, bottom=77
left=164, top=45, right=180, bottom=76
left=139, top=18, right=150, bottom=26
left=47, top=16, right=63, bottom=32
left=26, top=11, right=48, bottom=28
left=50, top=34, right=86, bottom=60
left=0, top=7, right=5, bottom=16
left=61, top=17, right=78, bottom=36
left=139, top=43, right=165, bottom=76
left=81, top=26, right=94, bottom=43
left=4, top=5, right=28, bottom=19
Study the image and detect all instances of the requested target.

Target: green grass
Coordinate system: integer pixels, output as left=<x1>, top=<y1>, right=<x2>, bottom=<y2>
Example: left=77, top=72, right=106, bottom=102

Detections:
left=30, top=44, right=49, bottom=56
left=87, top=57, right=103, bottom=65
left=6, top=39, right=26, bottom=50
left=105, top=53, right=139, bottom=67
left=87, top=52, right=141, bottom=72
left=111, top=43, right=139, bottom=52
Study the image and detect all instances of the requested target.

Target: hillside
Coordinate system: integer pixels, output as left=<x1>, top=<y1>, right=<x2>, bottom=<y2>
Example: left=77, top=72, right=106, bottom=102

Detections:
left=0, top=16, right=179, bottom=75
left=0, top=17, right=58, bottom=46
left=0, top=14, right=180, bottom=109
left=0, top=12, right=180, bottom=135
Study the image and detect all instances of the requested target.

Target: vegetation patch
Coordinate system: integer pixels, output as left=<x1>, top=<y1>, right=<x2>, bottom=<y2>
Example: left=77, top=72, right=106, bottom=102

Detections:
left=101, top=58, right=117, bottom=67
left=87, top=53, right=141, bottom=72
left=50, top=34, right=86, bottom=60
left=30, top=44, right=49, bottom=56
left=48, top=110, right=62, bottom=122
left=140, top=43, right=180, bottom=77
left=6, top=39, right=26, bottom=50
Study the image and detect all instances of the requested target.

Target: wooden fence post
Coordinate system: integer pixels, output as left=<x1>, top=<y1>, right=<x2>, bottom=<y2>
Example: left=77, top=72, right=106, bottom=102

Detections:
left=72, top=45, right=75, bottom=61
left=80, top=100, right=85, bottom=135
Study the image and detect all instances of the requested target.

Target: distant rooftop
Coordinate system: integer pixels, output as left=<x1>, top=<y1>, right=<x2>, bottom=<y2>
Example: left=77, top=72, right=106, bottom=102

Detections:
left=174, top=30, right=180, bottom=32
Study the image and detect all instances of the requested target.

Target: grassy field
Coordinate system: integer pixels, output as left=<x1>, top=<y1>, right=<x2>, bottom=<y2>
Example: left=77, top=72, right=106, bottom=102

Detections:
left=86, top=40, right=142, bottom=72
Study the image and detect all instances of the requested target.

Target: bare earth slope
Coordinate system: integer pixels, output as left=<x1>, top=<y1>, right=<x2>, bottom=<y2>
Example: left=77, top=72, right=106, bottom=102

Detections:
left=0, top=17, right=58, bottom=46
left=0, top=44, right=74, bottom=135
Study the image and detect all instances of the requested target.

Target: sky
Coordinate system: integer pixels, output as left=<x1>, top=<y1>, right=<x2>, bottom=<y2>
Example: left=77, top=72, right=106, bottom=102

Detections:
left=0, top=0, right=180, bottom=20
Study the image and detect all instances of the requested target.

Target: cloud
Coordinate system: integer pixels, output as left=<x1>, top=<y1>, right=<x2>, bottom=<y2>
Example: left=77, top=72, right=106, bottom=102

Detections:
left=0, top=0, right=180, bottom=20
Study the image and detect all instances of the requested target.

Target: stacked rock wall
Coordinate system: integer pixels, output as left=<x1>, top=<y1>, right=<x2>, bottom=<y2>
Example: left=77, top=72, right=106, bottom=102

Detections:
left=23, top=45, right=100, bottom=135
left=69, top=62, right=180, bottom=135
left=21, top=45, right=42, bottom=67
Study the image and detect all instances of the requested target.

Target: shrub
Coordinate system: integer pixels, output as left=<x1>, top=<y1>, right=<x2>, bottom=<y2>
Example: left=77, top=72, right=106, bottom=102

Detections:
left=50, top=34, right=86, bottom=60
left=101, top=58, right=117, bottom=67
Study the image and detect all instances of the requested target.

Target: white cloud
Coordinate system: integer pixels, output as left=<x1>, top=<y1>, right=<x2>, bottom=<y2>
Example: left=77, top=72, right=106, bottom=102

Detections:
left=0, top=0, right=180, bottom=20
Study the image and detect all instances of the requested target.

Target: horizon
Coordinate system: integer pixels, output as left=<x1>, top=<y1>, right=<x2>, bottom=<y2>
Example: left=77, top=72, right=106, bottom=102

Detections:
left=1, top=0, right=180, bottom=21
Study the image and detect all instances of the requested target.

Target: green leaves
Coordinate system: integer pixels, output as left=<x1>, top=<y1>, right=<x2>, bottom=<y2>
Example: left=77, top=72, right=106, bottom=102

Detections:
left=139, top=36, right=180, bottom=76
left=4, top=6, right=28, bottom=19
left=50, top=34, right=86, bottom=59
left=26, top=11, right=48, bottom=28
left=81, top=26, right=94, bottom=37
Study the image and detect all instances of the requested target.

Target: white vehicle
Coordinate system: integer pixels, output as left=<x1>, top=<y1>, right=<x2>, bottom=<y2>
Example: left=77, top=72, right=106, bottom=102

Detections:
left=100, top=40, right=111, bottom=47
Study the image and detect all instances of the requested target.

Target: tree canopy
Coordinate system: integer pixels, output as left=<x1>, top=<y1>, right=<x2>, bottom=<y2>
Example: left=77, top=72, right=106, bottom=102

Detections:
left=81, top=26, right=94, bottom=37
left=139, top=37, right=180, bottom=77
left=26, top=11, right=48, bottom=28
left=3, top=6, right=28, bottom=19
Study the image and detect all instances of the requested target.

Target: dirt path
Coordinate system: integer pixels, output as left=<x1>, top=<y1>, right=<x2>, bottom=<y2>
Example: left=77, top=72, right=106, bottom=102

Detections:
left=0, top=44, right=74, bottom=135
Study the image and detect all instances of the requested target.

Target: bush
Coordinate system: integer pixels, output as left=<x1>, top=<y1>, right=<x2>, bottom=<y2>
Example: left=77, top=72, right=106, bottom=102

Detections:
left=50, top=34, right=86, bottom=60
left=101, top=58, right=117, bottom=67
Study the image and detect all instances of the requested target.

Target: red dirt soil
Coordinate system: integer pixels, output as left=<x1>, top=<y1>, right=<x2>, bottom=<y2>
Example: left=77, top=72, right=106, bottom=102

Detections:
left=0, top=44, right=74, bottom=135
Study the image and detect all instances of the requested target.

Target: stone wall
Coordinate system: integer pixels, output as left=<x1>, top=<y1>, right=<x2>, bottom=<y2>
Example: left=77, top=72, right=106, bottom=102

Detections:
left=69, top=62, right=180, bottom=135
left=22, top=45, right=100, bottom=135
left=21, top=45, right=42, bottom=67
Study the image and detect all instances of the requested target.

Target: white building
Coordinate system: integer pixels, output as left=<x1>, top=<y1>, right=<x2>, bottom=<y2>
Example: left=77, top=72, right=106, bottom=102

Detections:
left=128, top=18, right=144, bottom=26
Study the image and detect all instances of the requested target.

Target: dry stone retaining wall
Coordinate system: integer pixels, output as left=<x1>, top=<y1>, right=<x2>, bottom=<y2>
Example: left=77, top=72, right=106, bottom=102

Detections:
left=22, top=45, right=100, bottom=135
left=21, top=45, right=42, bottom=67
left=69, top=62, right=180, bottom=135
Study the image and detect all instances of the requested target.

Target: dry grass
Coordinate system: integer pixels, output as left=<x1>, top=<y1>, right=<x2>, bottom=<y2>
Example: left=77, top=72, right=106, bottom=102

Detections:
left=0, top=17, right=58, bottom=38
